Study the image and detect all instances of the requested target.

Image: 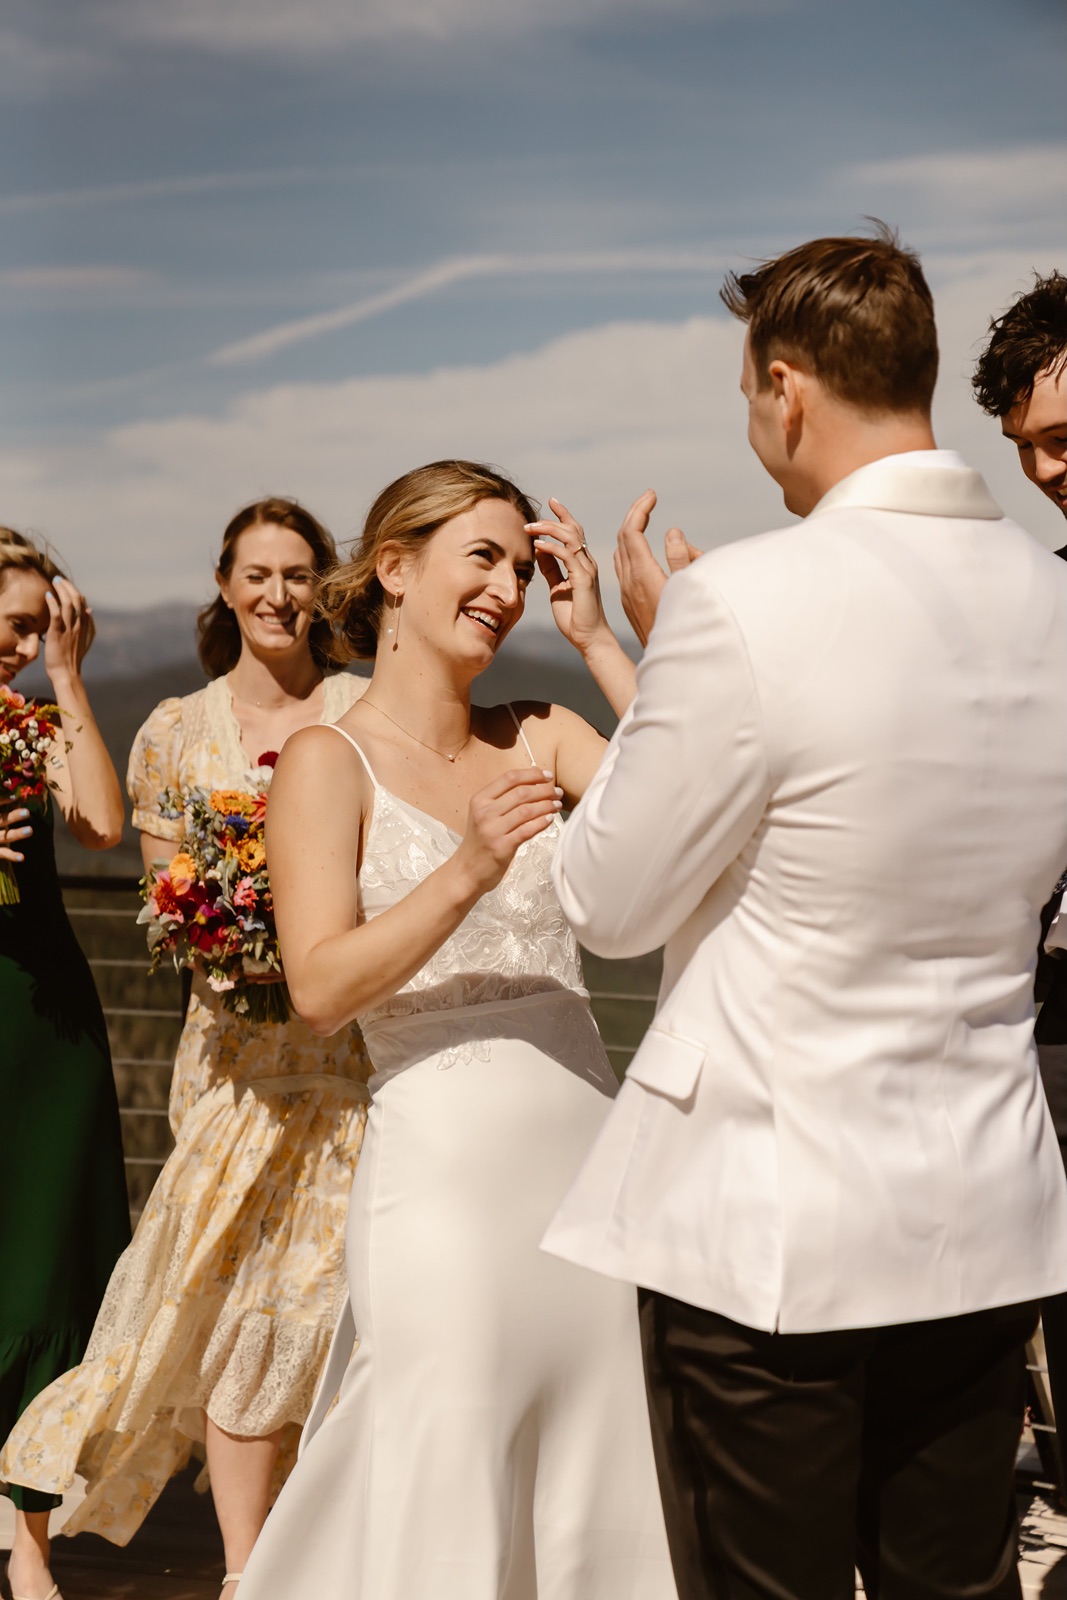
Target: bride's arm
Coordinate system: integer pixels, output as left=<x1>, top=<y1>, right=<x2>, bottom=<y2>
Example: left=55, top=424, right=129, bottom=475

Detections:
left=266, top=727, right=563, bottom=1036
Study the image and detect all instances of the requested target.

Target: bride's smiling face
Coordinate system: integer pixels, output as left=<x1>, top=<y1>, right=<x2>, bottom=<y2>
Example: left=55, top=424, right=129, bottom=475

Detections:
left=387, top=499, right=536, bottom=668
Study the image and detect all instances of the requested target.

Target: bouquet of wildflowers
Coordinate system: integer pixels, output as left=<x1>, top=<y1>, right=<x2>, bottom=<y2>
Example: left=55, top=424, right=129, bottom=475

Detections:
left=137, top=752, right=291, bottom=1024
left=0, top=687, right=67, bottom=906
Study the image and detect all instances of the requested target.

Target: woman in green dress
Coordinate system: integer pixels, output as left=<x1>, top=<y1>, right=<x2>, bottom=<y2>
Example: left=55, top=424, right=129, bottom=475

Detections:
left=0, top=528, right=130, bottom=1600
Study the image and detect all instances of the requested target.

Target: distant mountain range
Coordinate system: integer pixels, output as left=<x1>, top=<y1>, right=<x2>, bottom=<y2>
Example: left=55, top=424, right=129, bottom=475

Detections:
left=33, top=606, right=634, bottom=876
left=19, top=604, right=205, bottom=690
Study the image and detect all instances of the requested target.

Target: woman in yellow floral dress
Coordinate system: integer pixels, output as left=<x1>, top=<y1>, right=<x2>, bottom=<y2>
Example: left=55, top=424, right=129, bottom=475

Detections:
left=0, top=499, right=372, bottom=1600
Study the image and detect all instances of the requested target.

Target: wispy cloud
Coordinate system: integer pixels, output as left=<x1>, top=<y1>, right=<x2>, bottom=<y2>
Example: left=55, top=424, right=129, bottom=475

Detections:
left=0, top=166, right=362, bottom=215
left=0, top=265, right=157, bottom=293
left=833, top=143, right=1067, bottom=247
left=207, top=248, right=730, bottom=367
left=0, top=21, right=107, bottom=95
left=842, top=143, right=1067, bottom=199
left=98, top=0, right=767, bottom=58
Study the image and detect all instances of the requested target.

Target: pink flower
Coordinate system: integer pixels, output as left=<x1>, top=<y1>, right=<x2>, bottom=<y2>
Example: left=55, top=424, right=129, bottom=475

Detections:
left=233, top=876, right=258, bottom=911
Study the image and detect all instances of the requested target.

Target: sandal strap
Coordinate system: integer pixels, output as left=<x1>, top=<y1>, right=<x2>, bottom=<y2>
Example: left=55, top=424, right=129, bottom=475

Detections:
left=223, top=1576, right=243, bottom=1585
left=11, top=1588, right=60, bottom=1600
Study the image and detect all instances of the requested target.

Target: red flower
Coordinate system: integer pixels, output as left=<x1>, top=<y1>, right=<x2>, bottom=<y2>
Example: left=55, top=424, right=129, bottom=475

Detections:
left=257, top=750, right=279, bottom=768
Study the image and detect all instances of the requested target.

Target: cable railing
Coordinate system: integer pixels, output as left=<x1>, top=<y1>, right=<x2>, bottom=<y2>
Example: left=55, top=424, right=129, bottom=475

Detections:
left=60, top=873, right=662, bottom=1214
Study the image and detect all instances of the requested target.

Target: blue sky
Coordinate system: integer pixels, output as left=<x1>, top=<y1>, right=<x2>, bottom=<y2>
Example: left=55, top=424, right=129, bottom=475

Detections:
left=1, top=0, right=1064, bottom=620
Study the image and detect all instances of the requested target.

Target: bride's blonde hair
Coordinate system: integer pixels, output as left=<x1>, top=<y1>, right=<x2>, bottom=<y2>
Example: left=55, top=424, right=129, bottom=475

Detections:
left=319, top=460, right=538, bottom=660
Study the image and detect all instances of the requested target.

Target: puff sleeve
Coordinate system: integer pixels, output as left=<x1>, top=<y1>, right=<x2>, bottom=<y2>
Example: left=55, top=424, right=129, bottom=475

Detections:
left=127, top=697, right=186, bottom=840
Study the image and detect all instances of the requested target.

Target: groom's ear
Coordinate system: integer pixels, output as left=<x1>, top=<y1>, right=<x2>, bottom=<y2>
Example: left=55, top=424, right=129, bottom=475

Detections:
left=768, top=358, right=807, bottom=446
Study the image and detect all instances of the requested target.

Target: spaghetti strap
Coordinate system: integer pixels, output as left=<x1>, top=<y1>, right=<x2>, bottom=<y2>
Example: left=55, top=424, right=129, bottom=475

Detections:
left=323, top=722, right=381, bottom=790
left=506, top=703, right=539, bottom=767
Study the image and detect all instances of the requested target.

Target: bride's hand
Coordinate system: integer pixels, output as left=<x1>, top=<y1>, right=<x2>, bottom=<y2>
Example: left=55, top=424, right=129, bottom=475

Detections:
left=453, top=767, right=563, bottom=896
left=527, top=498, right=613, bottom=658
left=43, top=576, right=95, bottom=684
left=0, top=800, right=33, bottom=864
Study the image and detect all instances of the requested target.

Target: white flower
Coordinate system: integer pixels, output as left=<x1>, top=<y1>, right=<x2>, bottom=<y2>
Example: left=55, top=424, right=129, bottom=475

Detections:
left=242, top=955, right=275, bottom=976
left=206, top=972, right=236, bottom=993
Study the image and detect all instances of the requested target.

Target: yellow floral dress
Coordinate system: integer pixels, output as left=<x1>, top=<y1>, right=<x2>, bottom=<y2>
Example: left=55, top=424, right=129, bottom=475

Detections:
left=0, top=672, right=372, bottom=1544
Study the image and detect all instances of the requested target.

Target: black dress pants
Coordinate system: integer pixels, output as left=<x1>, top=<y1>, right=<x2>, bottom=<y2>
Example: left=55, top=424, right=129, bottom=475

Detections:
left=1037, top=1041, right=1067, bottom=1494
left=640, top=1289, right=1037, bottom=1600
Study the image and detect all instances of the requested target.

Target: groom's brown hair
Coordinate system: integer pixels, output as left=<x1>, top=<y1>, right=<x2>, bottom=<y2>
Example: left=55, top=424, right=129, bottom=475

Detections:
left=721, top=221, right=938, bottom=417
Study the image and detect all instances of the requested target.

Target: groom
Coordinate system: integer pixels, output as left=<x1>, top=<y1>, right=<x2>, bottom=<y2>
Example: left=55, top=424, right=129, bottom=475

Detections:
left=542, top=228, right=1067, bottom=1598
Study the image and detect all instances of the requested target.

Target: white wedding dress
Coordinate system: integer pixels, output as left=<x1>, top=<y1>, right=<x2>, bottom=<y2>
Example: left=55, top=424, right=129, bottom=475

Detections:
left=237, top=714, right=675, bottom=1600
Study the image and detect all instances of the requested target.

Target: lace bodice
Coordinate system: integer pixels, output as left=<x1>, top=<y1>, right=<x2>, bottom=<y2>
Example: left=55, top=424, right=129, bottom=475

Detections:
left=331, top=720, right=585, bottom=1034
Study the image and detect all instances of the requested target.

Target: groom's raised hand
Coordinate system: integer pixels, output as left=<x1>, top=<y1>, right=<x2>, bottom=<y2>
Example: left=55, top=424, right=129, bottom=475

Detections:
left=613, top=490, right=702, bottom=647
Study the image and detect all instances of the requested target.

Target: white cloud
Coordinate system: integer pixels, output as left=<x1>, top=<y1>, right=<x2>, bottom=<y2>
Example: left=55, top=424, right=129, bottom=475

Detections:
left=2, top=316, right=774, bottom=612
left=3, top=254, right=1063, bottom=618
left=833, top=144, right=1067, bottom=249
left=207, top=248, right=730, bottom=367
left=96, top=0, right=771, bottom=57
left=0, top=0, right=786, bottom=88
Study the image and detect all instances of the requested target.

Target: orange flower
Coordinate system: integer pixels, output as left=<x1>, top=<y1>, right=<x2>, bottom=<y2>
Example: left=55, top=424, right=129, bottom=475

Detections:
left=152, top=875, right=182, bottom=916
left=237, top=837, right=266, bottom=873
left=168, top=852, right=197, bottom=894
left=209, top=789, right=256, bottom=818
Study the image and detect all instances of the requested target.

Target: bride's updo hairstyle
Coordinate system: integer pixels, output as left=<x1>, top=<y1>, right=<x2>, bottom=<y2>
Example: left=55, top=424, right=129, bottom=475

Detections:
left=198, top=497, right=344, bottom=679
left=319, top=460, right=538, bottom=661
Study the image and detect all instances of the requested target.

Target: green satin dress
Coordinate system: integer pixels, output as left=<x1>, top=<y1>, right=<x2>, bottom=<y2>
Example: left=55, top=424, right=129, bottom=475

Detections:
left=0, top=797, right=130, bottom=1512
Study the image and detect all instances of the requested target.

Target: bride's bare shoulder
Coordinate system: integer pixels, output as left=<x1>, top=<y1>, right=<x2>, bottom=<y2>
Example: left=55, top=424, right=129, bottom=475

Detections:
left=497, top=700, right=603, bottom=768
left=274, top=723, right=374, bottom=807
left=506, top=700, right=595, bottom=735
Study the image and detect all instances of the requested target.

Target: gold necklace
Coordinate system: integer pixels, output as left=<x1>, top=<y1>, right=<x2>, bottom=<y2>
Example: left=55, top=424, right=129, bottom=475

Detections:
left=361, top=698, right=473, bottom=764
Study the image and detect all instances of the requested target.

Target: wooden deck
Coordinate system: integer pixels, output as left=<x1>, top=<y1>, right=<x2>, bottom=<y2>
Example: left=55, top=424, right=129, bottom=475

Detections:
left=1, top=1470, right=224, bottom=1599
left=3, top=1473, right=1066, bottom=1597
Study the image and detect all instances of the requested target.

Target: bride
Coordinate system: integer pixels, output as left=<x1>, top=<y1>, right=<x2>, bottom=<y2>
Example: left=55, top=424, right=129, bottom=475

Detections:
left=237, top=460, right=676, bottom=1600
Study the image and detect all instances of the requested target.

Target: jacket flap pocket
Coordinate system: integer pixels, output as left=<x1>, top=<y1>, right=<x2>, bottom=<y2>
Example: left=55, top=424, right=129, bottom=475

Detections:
left=625, top=1028, right=706, bottom=1102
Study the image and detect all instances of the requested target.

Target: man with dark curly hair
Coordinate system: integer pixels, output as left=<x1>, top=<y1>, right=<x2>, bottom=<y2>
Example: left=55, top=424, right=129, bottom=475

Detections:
left=974, top=270, right=1067, bottom=541
left=976, top=270, right=1067, bottom=1496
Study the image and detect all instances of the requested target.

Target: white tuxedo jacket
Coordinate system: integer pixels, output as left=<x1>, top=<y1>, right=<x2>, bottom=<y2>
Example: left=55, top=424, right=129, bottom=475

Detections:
left=545, top=454, right=1067, bottom=1333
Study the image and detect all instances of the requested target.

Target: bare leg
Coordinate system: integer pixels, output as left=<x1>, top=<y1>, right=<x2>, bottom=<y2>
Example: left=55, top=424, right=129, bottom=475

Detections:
left=7, top=1509, right=57, bottom=1600
left=205, top=1415, right=282, bottom=1597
